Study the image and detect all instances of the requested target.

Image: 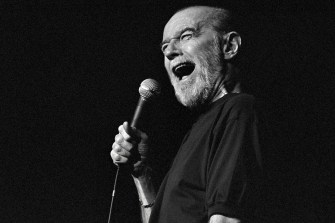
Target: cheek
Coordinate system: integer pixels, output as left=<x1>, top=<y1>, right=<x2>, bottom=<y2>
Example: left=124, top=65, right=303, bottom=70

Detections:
left=182, top=41, right=215, bottom=62
left=182, top=42, right=199, bottom=56
left=164, top=59, right=175, bottom=81
left=164, top=59, right=171, bottom=74
left=164, top=58, right=169, bottom=70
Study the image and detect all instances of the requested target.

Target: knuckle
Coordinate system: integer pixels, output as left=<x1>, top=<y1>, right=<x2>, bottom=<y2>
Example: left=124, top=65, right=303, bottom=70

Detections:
left=124, top=142, right=134, bottom=152
left=123, top=134, right=131, bottom=141
left=114, top=154, right=121, bottom=161
left=112, top=142, right=118, bottom=150
left=118, top=125, right=123, bottom=132
left=122, top=130, right=132, bottom=141
left=113, top=143, right=122, bottom=152
left=124, top=150, right=131, bottom=157
left=115, top=134, right=123, bottom=144
left=110, top=151, right=118, bottom=160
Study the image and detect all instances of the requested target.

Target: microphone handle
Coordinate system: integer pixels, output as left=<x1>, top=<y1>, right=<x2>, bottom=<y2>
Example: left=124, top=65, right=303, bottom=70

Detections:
left=131, top=96, right=146, bottom=128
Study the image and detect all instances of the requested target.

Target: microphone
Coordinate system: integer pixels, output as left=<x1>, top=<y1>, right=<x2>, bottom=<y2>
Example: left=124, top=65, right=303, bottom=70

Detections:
left=131, top=78, right=161, bottom=128
left=107, top=79, right=160, bottom=223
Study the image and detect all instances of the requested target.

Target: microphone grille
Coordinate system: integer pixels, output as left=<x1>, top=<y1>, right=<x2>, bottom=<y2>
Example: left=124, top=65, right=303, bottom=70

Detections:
left=139, top=78, right=161, bottom=100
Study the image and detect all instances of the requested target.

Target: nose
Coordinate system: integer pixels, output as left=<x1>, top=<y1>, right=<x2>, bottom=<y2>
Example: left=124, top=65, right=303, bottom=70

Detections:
left=164, top=40, right=181, bottom=60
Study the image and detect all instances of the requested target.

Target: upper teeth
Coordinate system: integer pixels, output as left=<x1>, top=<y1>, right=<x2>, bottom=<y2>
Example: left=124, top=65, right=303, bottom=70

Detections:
left=175, top=63, right=188, bottom=72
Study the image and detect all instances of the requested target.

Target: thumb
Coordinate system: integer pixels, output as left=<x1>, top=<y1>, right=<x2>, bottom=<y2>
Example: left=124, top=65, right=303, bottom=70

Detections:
left=123, top=122, right=138, bottom=140
left=123, top=121, right=132, bottom=134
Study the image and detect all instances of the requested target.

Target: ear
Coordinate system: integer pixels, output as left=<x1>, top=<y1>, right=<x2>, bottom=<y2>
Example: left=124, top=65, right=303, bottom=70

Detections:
left=222, top=31, right=241, bottom=60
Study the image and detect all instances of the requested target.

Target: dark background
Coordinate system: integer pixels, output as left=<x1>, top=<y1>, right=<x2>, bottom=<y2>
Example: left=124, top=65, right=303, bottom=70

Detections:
left=1, top=0, right=334, bottom=222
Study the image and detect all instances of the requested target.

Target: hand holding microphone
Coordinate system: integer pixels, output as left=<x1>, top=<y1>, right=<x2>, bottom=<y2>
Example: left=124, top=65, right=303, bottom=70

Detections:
left=110, top=79, right=160, bottom=176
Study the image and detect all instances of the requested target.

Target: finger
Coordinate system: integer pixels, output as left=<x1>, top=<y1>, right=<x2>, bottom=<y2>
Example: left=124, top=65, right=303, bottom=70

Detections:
left=114, top=133, right=135, bottom=152
left=124, top=122, right=142, bottom=143
left=112, top=142, right=131, bottom=157
left=110, top=149, right=121, bottom=161
left=123, top=121, right=133, bottom=136
left=110, top=149, right=129, bottom=164
left=115, top=133, right=123, bottom=144
left=118, top=123, right=133, bottom=142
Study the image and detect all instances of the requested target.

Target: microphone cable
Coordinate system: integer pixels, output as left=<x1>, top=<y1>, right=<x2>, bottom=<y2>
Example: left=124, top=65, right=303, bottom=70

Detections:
left=107, top=165, right=120, bottom=223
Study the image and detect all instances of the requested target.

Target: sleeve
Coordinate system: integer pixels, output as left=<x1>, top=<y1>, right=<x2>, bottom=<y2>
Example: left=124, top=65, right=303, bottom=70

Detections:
left=206, top=96, right=263, bottom=219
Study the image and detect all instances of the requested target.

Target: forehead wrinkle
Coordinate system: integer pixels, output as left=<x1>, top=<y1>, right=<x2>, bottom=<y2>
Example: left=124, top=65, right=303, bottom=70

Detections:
left=162, top=18, right=203, bottom=46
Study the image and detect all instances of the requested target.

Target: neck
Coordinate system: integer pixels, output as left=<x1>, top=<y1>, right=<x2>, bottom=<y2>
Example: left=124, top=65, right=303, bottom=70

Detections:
left=212, top=87, right=228, bottom=102
left=211, top=80, right=241, bottom=103
left=212, top=63, right=242, bottom=102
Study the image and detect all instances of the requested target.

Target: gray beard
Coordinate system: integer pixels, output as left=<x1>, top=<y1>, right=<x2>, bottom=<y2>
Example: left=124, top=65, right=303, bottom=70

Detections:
left=175, top=68, right=211, bottom=109
left=174, top=43, right=224, bottom=109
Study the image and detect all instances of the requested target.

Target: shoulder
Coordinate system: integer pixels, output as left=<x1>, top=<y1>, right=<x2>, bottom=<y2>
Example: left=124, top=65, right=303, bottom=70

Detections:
left=203, top=93, right=256, bottom=123
left=223, top=93, right=256, bottom=120
left=225, top=93, right=255, bottom=110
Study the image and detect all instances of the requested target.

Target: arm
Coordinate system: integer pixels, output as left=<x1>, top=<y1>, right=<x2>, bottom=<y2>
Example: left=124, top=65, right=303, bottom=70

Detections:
left=133, top=173, right=156, bottom=223
left=111, top=121, right=155, bottom=223
left=209, top=215, right=241, bottom=223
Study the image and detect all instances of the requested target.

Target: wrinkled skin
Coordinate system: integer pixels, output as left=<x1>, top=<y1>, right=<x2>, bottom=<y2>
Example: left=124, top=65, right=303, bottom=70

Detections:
left=161, top=7, right=227, bottom=108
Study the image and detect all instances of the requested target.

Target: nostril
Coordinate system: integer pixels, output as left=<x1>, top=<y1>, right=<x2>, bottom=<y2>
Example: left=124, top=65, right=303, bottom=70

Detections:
left=166, top=51, right=180, bottom=60
left=164, top=41, right=181, bottom=60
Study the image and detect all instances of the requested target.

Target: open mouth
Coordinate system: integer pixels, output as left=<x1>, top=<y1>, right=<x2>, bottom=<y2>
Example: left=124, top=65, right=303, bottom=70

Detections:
left=172, top=62, right=195, bottom=80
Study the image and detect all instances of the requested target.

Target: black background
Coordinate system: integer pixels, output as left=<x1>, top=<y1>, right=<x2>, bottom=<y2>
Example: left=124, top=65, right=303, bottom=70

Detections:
left=1, top=0, right=334, bottom=222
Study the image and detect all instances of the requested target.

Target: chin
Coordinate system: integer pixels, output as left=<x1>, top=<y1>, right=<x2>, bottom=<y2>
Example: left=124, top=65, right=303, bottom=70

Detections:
left=169, top=61, right=220, bottom=108
left=174, top=78, right=210, bottom=109
left=177, top=96, right=201, bottom=109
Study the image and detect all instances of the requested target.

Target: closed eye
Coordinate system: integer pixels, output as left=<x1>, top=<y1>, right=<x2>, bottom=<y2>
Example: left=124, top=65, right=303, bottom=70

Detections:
left=161, top=43, right=168, bottom=53
left=180, top=31, right=193, bottom=41
left=160, top=28, right=196, bottom=53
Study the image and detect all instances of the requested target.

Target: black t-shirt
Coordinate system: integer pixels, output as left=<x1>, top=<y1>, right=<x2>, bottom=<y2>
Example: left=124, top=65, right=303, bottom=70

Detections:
left=149, top=93, right=263, bottom=223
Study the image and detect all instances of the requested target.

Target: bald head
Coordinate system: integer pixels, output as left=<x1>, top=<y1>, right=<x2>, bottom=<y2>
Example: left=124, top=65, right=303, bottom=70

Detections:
left=174, top=6, right=234, bottom=35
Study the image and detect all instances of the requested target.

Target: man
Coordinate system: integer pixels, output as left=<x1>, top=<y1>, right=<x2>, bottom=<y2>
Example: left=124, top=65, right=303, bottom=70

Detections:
left=111, top=5, right=263, bottom=223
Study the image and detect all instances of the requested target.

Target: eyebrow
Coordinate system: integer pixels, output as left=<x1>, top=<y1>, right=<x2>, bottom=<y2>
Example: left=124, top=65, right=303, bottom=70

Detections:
left=159, top=27, right=198, bottom=49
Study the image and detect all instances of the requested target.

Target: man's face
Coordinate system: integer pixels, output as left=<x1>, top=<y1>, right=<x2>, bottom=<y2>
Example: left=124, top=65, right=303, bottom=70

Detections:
left=161, top=7, right=225, bottom=108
